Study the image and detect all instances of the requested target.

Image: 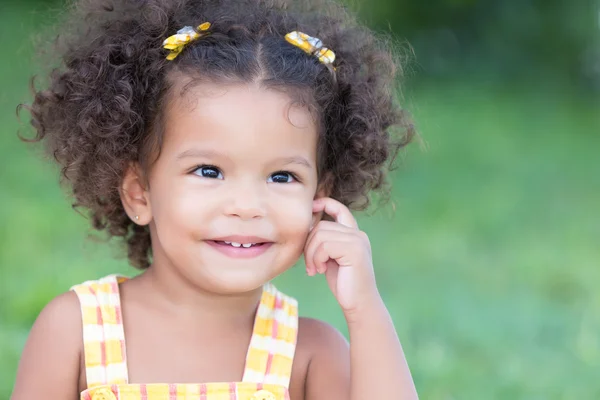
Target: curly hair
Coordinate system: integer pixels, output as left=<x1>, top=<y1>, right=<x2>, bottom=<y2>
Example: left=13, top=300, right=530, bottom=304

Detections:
left=20, top=0, right=414, bottom=269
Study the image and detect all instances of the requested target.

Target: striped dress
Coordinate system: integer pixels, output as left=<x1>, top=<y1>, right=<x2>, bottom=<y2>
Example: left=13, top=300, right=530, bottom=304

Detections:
left=71, top=275, right=298, bottom=400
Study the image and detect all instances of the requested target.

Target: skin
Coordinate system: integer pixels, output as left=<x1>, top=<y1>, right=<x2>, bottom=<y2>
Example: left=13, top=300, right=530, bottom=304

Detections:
left=11, top=81, right=417, bottom=400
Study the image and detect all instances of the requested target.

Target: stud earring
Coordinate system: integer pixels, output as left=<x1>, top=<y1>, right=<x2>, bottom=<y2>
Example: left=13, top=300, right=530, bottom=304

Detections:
left=135, top=215, right=139, bottom=221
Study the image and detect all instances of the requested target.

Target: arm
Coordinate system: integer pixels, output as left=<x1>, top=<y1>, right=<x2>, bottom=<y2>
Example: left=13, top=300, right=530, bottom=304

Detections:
left=346, top=297, right=417, bottom=400
left=11, top=291, right=82, bottom=400
left=304, top=197, right=418, bottom=400
left=303, top=303, right=416, bottom=400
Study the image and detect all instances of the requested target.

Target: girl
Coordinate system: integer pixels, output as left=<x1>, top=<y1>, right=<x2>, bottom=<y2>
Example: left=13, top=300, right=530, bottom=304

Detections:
left=12, top=0, right=417, bottom=399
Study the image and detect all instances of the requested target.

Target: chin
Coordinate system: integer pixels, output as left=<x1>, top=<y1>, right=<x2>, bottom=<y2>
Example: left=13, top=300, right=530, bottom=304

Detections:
left=194, top=260, right=283, bottom=294
left=192, top=244, right=294, bottom=292
left=202, top=275, right=271, bottom=295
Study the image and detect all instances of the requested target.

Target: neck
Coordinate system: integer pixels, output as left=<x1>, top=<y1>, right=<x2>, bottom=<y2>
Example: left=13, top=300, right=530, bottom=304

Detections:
left=134, top=263, right=263, bottom=329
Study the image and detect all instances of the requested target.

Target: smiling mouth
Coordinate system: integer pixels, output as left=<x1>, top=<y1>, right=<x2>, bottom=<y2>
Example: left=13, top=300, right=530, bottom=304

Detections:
left=214, top=240, right=266, bottom=248
left=206, top=239, right=273, bottom=258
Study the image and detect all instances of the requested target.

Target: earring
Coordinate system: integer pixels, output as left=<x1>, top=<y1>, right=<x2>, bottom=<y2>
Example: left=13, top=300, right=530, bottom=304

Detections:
left=135, top=215, right=139, bottom=221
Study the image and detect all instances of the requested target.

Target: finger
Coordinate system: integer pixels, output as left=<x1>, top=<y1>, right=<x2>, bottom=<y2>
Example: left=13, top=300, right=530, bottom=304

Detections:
left=315, top=248, right=342, bottom=276
left=304, top=230, right=355, bottom=275
left=313, top=242, right=331, bottom=274
left=313, top=197, right=358, bottom=229
left=305, top=221, right=355, bottom=251
left=311, top=220, right=355, bottom=232
left=324, top=261, right=339, bottom=297
left=304, top=224, right=351, bottom=276
left=311, top=239, right=354, bottom=275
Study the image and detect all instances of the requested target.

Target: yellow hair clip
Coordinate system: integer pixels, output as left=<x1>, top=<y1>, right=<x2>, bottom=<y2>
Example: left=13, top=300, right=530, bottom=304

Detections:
left=163, top=22, right=211, bottom=61
left=284, top=31, right=336, bottom=66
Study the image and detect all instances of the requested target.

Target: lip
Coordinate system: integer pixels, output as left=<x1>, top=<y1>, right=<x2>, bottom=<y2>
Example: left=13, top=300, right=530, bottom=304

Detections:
left=210, top=235, right=272, bottom=244
left=206, top=240, right=273, bottom=259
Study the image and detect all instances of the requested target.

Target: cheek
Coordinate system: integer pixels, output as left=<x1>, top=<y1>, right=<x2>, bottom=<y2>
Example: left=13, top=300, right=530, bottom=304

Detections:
left=273, top=196, right=314, bottom=243
left=149, top=176, right=214, bottom=239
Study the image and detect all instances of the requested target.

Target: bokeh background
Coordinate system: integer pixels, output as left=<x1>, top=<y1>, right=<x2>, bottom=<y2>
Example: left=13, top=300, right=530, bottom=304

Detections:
left=1, top=0, right=599, bottom=398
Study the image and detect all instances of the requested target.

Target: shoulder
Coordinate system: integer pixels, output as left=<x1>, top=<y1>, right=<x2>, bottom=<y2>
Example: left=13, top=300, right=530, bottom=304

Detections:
left=297, top=317, right=348, bottom=352
left=29, top=290, right=83, bottom=353
left=31, top=290, right=83, bottom=339
left=294, top=317, right=350, bottom=399
left=11, top=291, right=83, bottom=399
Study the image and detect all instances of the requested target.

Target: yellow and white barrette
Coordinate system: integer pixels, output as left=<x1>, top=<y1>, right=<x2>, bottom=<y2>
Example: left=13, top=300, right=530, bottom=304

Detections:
left=285, top=31, right=336, bottom=67
left=163, top=22, right=211, bottom=60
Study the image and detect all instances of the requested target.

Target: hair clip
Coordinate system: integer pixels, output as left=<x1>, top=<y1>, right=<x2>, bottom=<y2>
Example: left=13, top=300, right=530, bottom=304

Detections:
left=284, top=31, right=336, bottom=67
left=163, top=22, right=211, bottom=60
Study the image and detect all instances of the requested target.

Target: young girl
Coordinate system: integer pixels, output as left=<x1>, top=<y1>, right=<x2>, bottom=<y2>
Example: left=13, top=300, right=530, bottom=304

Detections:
left=13, top=0, right=417, bottom=399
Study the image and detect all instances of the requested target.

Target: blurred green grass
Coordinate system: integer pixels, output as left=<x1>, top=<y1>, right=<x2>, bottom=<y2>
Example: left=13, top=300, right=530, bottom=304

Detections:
left=1, top=2, right=599, bottom=399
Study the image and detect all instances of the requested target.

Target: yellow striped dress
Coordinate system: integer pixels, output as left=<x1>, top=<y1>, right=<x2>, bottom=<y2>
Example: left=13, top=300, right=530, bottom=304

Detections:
left=71, top=275, right=298, bottom=400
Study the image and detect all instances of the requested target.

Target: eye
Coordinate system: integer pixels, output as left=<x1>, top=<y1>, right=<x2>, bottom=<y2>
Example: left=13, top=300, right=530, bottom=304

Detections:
left=193, top=165, right=223, bottom=179
left=268, top=171, right=296, bottom=183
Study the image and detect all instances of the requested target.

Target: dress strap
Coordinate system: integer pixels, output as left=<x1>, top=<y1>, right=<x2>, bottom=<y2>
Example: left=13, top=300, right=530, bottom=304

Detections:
left=242, top=283, right=298, bottom=388
left=71, top=274, right=130, bottom=388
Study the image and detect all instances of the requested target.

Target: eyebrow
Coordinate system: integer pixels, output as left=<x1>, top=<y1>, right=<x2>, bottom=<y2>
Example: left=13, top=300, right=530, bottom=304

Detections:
left=176, top=149, right=227, bottom=161
left=176, top=149, right=313, bottom=169
left=277, top=156, right=313, bottom=169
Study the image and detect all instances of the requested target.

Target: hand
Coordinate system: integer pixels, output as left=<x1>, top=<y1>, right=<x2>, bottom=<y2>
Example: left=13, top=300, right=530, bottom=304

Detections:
left=304, top=197, right=380, bottom=315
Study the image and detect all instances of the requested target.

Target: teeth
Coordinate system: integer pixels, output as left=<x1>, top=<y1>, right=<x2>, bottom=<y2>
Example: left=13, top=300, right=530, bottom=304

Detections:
left=219, top=241, right=258, bottom=248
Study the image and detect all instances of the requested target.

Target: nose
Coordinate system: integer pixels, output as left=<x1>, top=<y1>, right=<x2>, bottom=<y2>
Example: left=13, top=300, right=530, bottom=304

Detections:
left=223, top=181, right=267, bottom=220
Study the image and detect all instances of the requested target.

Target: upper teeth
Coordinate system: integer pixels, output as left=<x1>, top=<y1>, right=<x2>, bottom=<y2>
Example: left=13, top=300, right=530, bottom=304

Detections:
left=224, top=241, right=255, bottom=248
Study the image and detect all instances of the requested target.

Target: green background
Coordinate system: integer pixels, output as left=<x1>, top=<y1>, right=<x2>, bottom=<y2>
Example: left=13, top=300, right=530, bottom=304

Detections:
left=1, top=0, right=599, bottom=398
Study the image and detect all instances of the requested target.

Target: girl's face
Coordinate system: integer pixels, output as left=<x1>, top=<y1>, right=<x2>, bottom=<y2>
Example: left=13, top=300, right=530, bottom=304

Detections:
left=143, top=82, right=320, bottom=294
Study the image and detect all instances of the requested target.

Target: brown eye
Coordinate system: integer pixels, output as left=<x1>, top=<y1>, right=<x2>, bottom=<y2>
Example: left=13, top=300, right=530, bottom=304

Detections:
left=268, top=171, right=295, bottom=183
left=193, top=165, right=223, bottom=179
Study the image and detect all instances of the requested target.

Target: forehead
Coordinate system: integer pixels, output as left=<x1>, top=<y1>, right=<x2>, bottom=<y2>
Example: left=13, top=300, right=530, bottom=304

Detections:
left=161, top=80, right=318, bottom=155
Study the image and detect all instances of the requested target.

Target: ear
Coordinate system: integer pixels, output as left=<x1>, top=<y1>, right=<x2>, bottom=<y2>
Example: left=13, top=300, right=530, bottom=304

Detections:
left=119, top=163, right=152, bottom=225
left=311, top=176, right=333, bottom=227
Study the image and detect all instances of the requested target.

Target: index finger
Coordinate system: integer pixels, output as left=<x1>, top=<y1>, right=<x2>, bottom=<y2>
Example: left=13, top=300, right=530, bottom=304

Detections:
left=313, top=197, right=359, bottom=229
